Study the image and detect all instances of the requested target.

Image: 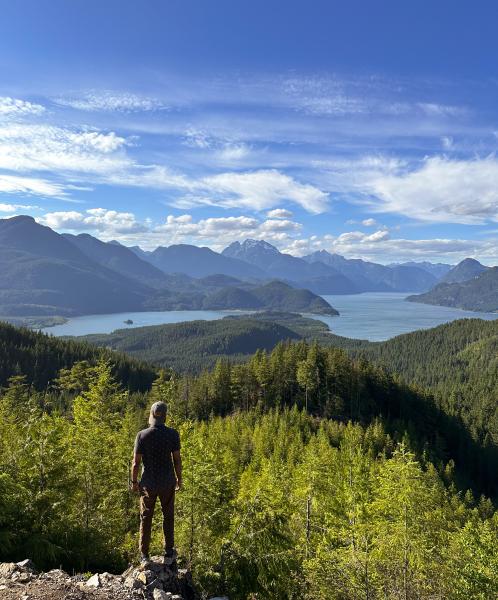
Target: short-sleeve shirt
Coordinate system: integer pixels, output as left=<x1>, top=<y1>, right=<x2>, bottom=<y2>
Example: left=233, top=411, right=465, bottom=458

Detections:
left=134, top=424, right=180, bottom=489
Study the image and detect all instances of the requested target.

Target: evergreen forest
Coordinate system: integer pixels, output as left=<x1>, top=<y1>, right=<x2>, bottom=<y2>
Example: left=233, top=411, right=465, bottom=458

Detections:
left=1, top=326, right=498, bottom=599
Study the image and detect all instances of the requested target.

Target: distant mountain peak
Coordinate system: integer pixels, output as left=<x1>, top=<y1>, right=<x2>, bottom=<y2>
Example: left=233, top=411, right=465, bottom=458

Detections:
left=458, top=257, right=483, bottom=266
left=441, top=257, right=488, bottom=284
left=224, top=239, right=280, bottom=255
left=244, top=238, right=279, bottom=250
left=7, top=214, right=36, bottom=224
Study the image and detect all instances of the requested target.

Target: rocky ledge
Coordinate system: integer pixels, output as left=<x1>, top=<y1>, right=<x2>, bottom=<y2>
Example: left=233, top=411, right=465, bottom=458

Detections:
left=0, top=557, right=227, bottom=600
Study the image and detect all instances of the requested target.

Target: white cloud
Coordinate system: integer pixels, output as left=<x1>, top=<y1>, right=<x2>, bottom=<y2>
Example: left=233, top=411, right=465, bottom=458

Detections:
left=182, top=128, right=212, bottom=149
left=417, top=103, right=466, bottom=117
left=35, top=205, right=498, bottom=264
left=67, top=131, right=127, bottom=153
left=282, top=77, right=468, bottom=119
left=0, top=174, right=67, bottom=197
left=41, top=210, right=303, bottom=249
left=362, top=156, right=498, bottom=224
left=318, top=154, right=498, bottom=225
left=0, top=119, right=326, bottom=214
left=155, top=213, right=302, bottom=248
left=182, top=128, right=251, bottom=161
left=365, top=229, right=390, bottom=242
left=0, top=202, right=38, bottom=212
left=218, top=143, right=251, bottom=161
left=0, top=123, right=130, bottom=175
left=200, top=169, right=329, bottom=213
left=267, top=208, right=293, bottom=219
left=441, top=136, right=454, bottom=150
left=282, top=233, right=498, bottom=264
left=361, top=218, right=378, bottom=227
left=40, top=208, right=147, bottom=235
left=0, top=96, right=45, bottom=118
left=260, top=218, right=301, bottom=233
left=54, top=91, right=167, bottom=112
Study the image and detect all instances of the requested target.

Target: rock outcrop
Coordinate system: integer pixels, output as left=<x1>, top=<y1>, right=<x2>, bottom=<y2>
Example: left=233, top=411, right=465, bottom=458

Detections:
left=0, top=557, right=210, bottom=600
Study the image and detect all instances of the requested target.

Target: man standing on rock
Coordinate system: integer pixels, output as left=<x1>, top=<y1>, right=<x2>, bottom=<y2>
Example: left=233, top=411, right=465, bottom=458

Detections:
left=131, top=401, right=182, bottom=567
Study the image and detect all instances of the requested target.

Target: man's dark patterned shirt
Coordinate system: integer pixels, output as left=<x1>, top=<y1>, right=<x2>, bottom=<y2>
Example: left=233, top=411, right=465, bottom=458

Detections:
left=134, top=424, right=180, bottom=489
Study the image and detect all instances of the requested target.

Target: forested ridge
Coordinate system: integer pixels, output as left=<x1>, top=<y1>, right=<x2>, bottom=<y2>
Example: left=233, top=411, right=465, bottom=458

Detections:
left=0, top=321, right=156, bottom=391
left=353, top=319, right=498, bottom=461
left=407, top=266, right=498, bottom=311
left=1, top=333, right=498, bottom=599
left=75, top=313, right=326, bottom=372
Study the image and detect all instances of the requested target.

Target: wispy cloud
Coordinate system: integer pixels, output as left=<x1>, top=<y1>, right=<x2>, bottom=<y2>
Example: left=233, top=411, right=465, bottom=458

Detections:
left=53, top=90, right=168, bottom=113
left=0, top=123, right=130, bottom=175
left=282, top=76, right=468, bottom=119
left=0, top=174, right=67, bottom=197
left=199, top=170, right=328, bottom=213
left=0, top=202, right=38, bottom=212
left=0, top=116, right=328, bottom=213
left=0, top=96, right=45, bottom=118
left=360, top=156, right=498, bottom=224
left=182, top=127, right=252, bottom=162
left=267, top=208, right=293, bottom=219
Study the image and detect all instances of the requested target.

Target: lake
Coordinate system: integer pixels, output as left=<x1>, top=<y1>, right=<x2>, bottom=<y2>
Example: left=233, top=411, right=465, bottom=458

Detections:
left=315, top=292, right=498, bottom=341
left=47, top=309, right=248, bottom=337
left=46, top=292, right=498, bottom=340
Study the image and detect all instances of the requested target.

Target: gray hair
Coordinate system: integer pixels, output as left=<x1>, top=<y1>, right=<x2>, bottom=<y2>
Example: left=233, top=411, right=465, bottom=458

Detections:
left=148, top=401, right=167, bottom=426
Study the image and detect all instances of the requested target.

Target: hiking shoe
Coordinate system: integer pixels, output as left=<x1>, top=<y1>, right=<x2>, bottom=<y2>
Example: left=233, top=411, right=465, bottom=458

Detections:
left=163, top=548, right=178, bottom=568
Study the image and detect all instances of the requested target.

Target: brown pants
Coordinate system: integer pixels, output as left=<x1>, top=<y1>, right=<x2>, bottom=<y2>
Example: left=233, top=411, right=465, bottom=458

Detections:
left=139, top=483, right=175, bottom=555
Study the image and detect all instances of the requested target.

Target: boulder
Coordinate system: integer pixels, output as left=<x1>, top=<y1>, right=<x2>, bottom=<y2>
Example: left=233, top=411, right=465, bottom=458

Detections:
left=85, top=573, right=101, bottom=587
left=16, top=559, right=37, bottom=572
left=0, top=563, right=17, bottom=578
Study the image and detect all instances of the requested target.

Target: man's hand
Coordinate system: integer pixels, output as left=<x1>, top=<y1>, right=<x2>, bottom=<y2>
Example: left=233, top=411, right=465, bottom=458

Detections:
left=175, top=478, right=183, bottom=492
left=131, top=452, right=142, bottom=494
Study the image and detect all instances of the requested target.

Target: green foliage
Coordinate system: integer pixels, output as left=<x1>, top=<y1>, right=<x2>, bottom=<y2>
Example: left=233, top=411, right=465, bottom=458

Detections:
left=353, top=318, right=498, bottom=495
left=78, top=317, right=303, bottom=373
left=0, top=320, right=156, bottom=391
left=1, top=333, right=498, bottom=599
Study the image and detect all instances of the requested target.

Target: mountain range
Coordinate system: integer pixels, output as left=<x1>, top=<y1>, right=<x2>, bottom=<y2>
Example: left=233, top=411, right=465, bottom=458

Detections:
left=0, top=216, right=337, bottom=317
left=301, top=248, right=439, bottom=292
left=130, top=238, right=448, bottom=294
left=0, top=216, right=147, bottom=316
left=388, top=260, right=452, bottom=279
left=139, top=242, right=265, bottom=280
left=4, top=215, right=494, bottom=319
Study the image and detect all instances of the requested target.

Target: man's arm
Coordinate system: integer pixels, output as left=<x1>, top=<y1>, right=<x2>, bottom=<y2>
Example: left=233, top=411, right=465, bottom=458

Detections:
left=173, top=450, right=182, bottom=491
left=131, top=453, right=142, bottom=493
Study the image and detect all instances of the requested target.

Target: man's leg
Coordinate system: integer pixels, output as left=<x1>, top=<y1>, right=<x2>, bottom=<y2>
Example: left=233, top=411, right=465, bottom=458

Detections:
left=139, top=487, right=158, bottom=557
left=158, top=483, right=176, bottom=552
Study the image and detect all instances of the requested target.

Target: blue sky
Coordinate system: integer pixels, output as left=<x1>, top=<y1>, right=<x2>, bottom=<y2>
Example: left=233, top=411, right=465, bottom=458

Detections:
left=1, top=0, right=498, bottom=263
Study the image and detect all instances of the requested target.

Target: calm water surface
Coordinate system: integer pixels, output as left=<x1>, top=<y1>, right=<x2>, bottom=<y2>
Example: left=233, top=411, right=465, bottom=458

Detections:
left=47, top=309, right=247, bottom=336
left=316, top=292, right=498, bottom=341
left=46, top=293, right=498, bottom=340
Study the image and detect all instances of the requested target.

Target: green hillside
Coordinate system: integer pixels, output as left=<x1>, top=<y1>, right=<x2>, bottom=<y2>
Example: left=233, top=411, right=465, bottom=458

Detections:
left=76, top=317, right=304, bottom=372
left=0, top=321, right=156, bottom=391
left=352, top=319, right=498, bottom=445
left=407, top=267, right=498, bottom=312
